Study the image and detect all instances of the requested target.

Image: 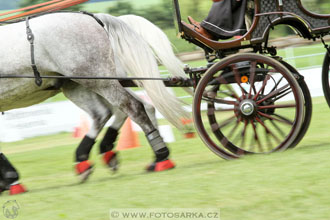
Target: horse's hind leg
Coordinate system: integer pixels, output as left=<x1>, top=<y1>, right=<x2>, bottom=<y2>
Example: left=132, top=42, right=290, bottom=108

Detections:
left=62, top=81, right=113, bottom=181
left=90, top=83, right=175, bottom=172
left=99, top=90, right=158, bottom=157
left=0, top=153, right=26, bottom=195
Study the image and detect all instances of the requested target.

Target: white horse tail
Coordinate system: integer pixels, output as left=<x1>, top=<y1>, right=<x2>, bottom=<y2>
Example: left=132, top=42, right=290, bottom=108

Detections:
left=95, top=13, right=189, bottom=128
left=118, top=14, right=193, bottom=95
left=118, top=15, right=184, bottom=78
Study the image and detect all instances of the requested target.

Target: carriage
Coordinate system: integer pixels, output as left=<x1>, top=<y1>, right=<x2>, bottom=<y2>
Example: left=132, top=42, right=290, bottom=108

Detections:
left=171, top=0, right=330, bottom=159
left=0, top=0, right=329, bottom=195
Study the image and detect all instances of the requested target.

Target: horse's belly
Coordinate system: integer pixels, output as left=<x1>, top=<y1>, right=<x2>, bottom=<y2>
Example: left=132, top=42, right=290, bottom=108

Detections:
left=0, top=79, right=60, bottom=112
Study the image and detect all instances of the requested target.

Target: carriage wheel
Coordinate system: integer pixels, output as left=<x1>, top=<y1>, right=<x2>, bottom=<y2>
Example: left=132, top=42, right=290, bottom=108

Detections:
left=193, top=54, right=304, bottom=159
left=280, top=61, right=312, bottom=148
left=322, top=52, right=330, bottom=108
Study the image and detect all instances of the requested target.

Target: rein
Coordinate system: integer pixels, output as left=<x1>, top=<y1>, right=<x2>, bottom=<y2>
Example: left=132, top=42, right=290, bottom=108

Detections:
left=0, top=75, right=193, bottom=87
left=0, top=75, right=169, bottom=81
left=0, top=0, right=89, bottom=22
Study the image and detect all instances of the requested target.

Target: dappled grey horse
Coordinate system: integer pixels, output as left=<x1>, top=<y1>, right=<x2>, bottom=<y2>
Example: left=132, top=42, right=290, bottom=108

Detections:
left=0, top=12, right=188, bottom=194
left=69, top=14, right=191, bottom=176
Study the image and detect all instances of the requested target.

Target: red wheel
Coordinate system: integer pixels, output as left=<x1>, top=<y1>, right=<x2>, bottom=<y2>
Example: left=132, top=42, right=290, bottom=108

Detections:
left=193, top=54, right=304, bottom=159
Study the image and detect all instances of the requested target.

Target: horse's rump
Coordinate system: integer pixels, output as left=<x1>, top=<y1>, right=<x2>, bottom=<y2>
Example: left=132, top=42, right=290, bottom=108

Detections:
left=0, top=13, right=113, bottom=111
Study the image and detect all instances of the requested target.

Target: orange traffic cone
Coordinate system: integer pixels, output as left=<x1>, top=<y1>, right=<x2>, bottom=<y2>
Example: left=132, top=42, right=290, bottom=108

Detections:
left=73, top=115, right=90, bottom=138
left=181, top=118, right=196, bottom=138
left=116, top=118, right=140, bottom=150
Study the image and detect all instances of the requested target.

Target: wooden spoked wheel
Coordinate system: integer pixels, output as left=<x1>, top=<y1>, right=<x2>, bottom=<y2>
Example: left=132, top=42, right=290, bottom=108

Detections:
left=322, top=52, right=330, bottom=108
left=279, top=61, right=312, bottom=149
left=193, top=54, right=305, bottom=159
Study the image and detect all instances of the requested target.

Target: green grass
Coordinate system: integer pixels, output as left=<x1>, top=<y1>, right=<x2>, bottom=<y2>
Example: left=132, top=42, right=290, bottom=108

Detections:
left=0, top=97, right=330, bottom=219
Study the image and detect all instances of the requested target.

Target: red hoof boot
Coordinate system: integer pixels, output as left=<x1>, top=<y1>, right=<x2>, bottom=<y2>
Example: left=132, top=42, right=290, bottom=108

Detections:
left=75, top=160, right=94, bottom=182
left=102, top=151, right=119, bottom=172
left=9, top=183, right=27, bottom=195
left=146, top=159, right=175, bottom=172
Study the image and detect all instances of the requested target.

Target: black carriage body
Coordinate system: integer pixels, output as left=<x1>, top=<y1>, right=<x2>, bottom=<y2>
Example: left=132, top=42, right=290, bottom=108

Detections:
left=174, top=0, right=330, bottom=54
left=252, top=0, right=330, bottom=43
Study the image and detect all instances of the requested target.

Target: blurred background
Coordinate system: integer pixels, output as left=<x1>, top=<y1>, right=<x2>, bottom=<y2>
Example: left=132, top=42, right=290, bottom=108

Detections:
left=1, top=0, right=328, bottom=53
left=0, top=1, right=330, bottom=220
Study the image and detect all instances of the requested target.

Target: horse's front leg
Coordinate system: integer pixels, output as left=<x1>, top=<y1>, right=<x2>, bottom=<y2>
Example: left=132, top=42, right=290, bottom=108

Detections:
left=0, top=153, right=26, bottom=195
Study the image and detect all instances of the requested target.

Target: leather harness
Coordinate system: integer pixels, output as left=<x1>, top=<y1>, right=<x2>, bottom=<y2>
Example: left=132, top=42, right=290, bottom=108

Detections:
left=24, top=11, right=104, bottom=87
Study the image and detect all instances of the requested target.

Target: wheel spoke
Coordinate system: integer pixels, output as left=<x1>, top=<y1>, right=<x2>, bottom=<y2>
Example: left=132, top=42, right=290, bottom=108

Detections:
left=271, top=89, right=292, bottom=102
left=239, top=119, right=249, bottom=149
left=263, top=123, right=275, bottom=151
left=258, top=103, right=296, bottom=110
left=208, top=106, right=235, bottom=115
left=204, top=85, right=238, bottom=102
left=255, top=116, right=281, bottom=143
left=202, top=91, right=237, bottom=105
left=248, top=61, right=257, bottom=98
left=269, top=76, right=284, bottom=94
left=215, top=108, right=235, bottom=112
left=272, top=113, right=295, bottom=125
left=218, top=115, right=237, bottom=129
left=250, top=119, right=263, bottom=152
left=213, top=98, right=236, bottom=105
left=217, top=88, right=240, bottom=100
left=257, top=111, right=294, bottom=126
left=253, top=74, right=271, bottom=101
left=215, top=76, right=240, bottom=100
left=227, top=118, right=241, bottom=140
left=231, top=64, right=248, bottom=98
left=269, top=119, right=286, bottom=138
left=256, top=83, right=290, bottom=104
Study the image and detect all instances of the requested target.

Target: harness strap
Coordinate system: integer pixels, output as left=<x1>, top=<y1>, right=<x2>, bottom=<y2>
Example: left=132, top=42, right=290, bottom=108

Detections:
left=21, top=11, right=104, bottom=87
left=26, top=16, right=42, bottom=86
left=80, top=11, right=104, bottom=27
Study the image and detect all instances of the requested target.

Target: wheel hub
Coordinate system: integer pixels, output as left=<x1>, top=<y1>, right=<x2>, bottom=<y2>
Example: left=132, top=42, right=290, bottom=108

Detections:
left=235, top=99, right=257, bottom=118
left=240, top=101, right=254, bottom=116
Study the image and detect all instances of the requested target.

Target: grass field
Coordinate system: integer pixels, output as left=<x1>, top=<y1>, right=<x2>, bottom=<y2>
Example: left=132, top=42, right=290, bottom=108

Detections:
left=0, top=96, right=330, bottom=220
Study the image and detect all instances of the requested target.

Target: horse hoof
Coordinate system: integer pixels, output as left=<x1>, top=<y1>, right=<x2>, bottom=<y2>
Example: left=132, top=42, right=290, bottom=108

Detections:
left=75, top=160, right=94, bottom=182
left=102, top=151, right=119, bottom=172
left=146, top=159, right=175, bottom=172
left=9, top=183, right=27, bottom=195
